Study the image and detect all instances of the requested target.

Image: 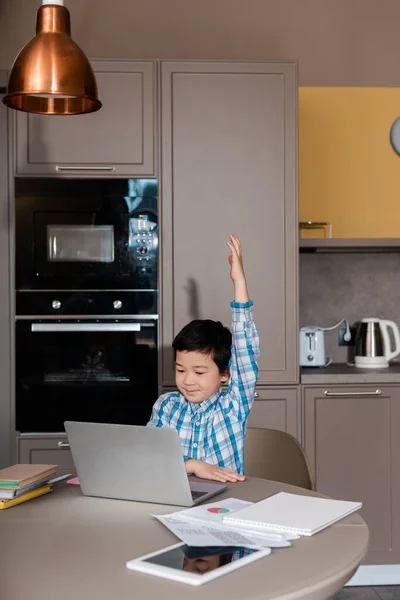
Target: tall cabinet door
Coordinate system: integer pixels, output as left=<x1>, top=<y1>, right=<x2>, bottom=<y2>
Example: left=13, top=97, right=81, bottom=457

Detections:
left=14, top=60, right=156, bottom=177
left=160, top=61, right=298, bottom=386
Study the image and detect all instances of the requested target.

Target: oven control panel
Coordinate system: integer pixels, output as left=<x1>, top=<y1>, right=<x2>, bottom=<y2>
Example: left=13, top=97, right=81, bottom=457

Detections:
left=129, top=215, right=158, bottom=266
left=16, top=291, right=158, bottom=317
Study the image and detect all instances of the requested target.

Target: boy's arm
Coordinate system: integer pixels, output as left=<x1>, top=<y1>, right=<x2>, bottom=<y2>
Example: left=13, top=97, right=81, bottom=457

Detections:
left=226, top=301, right=259, bottom=417
left=186, top=459, right=245, bottom=482
left=146, top=395, right=171, bottom=428
left=225, top=235, right=260, bottom=418
left=147, top=394, right=191, bottom=464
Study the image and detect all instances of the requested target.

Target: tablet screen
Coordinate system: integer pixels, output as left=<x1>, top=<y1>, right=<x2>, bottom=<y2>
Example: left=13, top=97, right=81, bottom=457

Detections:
left=144, top=545, right=259, bottom=575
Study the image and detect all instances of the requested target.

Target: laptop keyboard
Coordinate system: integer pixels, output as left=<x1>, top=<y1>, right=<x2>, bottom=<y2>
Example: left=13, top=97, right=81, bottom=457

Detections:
left=191, top=490, right=208, bottom=500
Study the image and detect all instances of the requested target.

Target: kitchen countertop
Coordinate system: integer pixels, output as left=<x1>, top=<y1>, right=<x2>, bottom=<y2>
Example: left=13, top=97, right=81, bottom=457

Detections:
left=301, top=362, right=400, bottom=384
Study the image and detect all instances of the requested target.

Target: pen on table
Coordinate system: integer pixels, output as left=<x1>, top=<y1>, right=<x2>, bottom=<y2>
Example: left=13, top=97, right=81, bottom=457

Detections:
left=48, top=474, right=73, bottom=485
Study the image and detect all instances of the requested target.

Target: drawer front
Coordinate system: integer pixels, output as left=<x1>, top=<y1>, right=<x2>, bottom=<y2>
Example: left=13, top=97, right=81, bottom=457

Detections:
left=247, top=387, right=299, bottom=440
left=18, top=437, right=75, bottom=470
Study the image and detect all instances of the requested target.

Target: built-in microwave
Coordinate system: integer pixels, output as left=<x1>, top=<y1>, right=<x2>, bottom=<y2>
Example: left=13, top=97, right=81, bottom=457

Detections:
left=15, top=178, right=158, bottom=291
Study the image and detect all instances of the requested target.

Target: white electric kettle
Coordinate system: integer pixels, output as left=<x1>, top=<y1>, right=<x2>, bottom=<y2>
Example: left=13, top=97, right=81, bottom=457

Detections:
left=355, top=318, right=400, bottom=368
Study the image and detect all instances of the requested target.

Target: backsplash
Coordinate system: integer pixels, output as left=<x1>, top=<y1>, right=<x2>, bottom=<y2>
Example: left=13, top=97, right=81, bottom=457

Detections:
left=299, top=252, right=400, bottom=363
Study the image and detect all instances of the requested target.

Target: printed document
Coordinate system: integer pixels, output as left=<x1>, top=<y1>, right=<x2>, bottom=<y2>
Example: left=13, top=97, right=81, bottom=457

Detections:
left=153, top=498, right=298, bottom=548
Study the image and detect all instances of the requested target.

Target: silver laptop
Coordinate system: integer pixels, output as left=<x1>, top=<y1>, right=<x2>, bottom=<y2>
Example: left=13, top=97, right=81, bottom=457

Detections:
left=64, top=421, right=226, bottom=506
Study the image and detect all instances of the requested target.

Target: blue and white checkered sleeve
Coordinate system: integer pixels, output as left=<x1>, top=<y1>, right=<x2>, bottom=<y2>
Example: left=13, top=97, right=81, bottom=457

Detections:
left=226, top=300, right=260, bottom=419
left=146, top=394, right=171, bottom=428
left=147, top=394, right=191, bottom=464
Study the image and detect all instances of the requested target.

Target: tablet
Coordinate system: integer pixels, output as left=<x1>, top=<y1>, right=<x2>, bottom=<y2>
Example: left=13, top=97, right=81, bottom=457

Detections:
left=126, top=542, right=271, bottom=586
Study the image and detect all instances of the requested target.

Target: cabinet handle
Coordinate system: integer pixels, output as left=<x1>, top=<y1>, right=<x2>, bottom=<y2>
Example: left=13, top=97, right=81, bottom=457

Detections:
left=57, top=442, right=70, bottom=448
left=254, top=392, right=259, bottom=399
left=56, top=166, right=116, bottom=172
left=324, top=389, right=382, bottom=397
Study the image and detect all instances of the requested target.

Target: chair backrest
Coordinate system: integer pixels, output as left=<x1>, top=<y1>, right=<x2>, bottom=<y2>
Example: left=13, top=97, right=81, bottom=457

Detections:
left=244, top=427, right=315, bottom=491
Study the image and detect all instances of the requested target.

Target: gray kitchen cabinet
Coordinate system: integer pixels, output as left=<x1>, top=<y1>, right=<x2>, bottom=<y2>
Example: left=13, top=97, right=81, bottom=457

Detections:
left=0, top=73, right=12, bottom=469
left=17, top=435, right=75, bottom=470
left=247, top=387, right=299, bottom=440
left=14, top=60, right=156, bottom=177
left=303, top=384, right=400, bottom=564
left=160, top=60, right=298, bottom=387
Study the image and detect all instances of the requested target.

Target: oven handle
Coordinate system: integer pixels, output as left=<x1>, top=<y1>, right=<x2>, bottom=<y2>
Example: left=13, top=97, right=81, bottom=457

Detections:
left=31, top=323, right=143, bottom=332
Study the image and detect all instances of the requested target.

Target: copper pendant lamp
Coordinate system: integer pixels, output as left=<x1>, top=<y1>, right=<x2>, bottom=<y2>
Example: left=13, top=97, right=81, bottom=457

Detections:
left=2, top=0, right=102, bottom=115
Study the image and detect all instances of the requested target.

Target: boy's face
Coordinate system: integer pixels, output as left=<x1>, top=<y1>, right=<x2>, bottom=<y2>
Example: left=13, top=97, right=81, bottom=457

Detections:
left=183, top=554, right=223, bottom=573
left=175, top=350, right=229, bottom=403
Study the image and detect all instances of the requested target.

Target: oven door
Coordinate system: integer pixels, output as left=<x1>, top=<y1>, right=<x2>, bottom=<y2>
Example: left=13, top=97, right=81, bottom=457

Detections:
left=16, top=318, right=158, bottom=433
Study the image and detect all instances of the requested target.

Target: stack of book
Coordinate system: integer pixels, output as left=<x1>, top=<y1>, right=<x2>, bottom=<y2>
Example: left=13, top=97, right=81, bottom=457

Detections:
left=0, top=464, right=57, bottom=509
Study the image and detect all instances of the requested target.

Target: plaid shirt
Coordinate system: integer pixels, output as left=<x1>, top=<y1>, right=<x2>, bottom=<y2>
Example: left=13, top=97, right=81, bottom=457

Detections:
left=147, top=301, right=259, bottom=474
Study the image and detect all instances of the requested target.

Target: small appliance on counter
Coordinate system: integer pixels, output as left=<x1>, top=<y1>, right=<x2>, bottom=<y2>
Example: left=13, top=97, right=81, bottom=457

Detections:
left=300, top=319, right=351, bottom=368
left=354, top=318, right=400, bottom=368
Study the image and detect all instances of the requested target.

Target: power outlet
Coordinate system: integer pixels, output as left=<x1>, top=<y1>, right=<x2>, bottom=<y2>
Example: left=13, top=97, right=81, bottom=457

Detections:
left=338, top=326, right=356, bottom=346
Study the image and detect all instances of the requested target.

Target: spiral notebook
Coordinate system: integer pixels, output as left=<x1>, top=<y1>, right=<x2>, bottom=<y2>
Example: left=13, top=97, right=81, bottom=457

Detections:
left=222, top=492, right=362, bottom=536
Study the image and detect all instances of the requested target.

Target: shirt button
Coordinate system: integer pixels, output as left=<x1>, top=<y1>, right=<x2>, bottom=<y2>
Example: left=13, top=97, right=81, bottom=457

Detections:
left=193, top=443, right=198, bottom=448
left=196, top=421, right=201, bottom=426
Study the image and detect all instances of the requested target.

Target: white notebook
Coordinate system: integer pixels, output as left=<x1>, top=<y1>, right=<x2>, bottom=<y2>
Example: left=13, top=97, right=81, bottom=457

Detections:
left=222, top=492, right=362, bottom=536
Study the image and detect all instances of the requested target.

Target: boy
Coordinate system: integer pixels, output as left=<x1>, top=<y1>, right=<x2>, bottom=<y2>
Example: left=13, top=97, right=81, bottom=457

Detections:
left=147, top=234, right=259, bottom=483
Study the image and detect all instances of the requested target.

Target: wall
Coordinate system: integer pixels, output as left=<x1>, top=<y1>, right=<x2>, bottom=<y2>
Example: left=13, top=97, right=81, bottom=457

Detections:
left=299, top=87, right=400, bottom=238
left=3, top=1, right=400, bottom=368
left=1, top=0, right=400, bottom=85
left=300, top=252, right=400, bottom=363
left=0, top=71, right=12, bottom=469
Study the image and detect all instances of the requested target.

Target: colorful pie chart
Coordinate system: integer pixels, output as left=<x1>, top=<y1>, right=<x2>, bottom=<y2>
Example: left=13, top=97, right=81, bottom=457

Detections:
left=207, top=507, right=231, bottom=514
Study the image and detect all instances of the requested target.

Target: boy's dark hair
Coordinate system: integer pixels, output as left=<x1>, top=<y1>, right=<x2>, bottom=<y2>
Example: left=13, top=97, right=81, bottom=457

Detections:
left=172, top=319, right=232, bottom=374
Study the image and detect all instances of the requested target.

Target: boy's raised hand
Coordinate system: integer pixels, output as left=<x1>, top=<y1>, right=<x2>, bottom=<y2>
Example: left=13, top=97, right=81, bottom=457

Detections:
left=226, top=233, right=245, bottom=283
left=226, top=234, right=249, bottom=303
left=186, top=458, right=245, bottom=483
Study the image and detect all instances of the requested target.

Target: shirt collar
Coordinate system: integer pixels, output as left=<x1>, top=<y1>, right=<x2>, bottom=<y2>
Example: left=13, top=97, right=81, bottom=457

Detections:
left=185, top=390, right=221, bottom=414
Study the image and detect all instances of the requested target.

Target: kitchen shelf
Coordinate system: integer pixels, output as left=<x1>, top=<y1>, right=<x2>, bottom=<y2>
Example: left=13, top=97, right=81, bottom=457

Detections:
left=300, top=238, right=400, bottom=252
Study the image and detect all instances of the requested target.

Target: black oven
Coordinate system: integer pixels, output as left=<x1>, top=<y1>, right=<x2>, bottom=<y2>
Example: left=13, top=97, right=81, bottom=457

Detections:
left=15, top=178, right=158, bottom=291
left=15, top=290, right=158, bottom=433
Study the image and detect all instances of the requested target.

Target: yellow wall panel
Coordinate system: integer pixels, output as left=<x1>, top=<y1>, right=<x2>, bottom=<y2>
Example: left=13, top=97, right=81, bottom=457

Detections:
left=299, top=87, right=400, bottom=238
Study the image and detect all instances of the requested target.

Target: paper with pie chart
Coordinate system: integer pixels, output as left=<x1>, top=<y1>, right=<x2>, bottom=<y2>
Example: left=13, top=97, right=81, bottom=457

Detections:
left=153, top=498, right=296, bottom=548
left=178, top=498, right=252, bottom=525
left=153, top=513, right=290, bottom=548
left=162, top=498, right=300, bottom=542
